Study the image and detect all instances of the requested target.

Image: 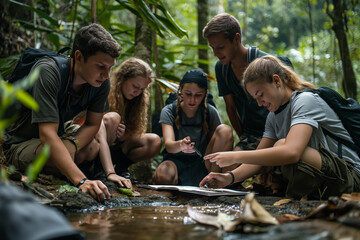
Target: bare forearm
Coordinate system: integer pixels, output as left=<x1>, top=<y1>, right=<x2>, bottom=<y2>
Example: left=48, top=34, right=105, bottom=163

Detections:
left=232, top=146, right=298, bottom=166
left=47, top=137, right=86, bottom=185
left=232, top=164, right=263, bottom=183
left=98, top=140, right=115, bottom=175
left=164, top=140, right=183, bottom=153
left=75, top=124, right=100, bottom=150
left=225, top=103, right=242, bottom=138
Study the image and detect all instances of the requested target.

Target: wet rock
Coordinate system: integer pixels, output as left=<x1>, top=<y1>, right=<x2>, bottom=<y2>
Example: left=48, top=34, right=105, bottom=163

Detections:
left=56, top=192, right=100, bottom=210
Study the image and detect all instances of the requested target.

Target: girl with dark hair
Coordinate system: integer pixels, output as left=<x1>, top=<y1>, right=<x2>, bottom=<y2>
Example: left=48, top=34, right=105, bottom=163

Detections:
left=153, top=69, right=233, bottom=186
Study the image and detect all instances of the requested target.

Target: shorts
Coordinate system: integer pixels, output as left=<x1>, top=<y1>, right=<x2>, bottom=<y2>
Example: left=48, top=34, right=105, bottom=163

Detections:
left=235, top=134, right=262, bottom=150
left=164, top=154, right=209, bottom=186
left=4, top=138, right=42, bottom=172
left=3, top=120, right=80, bottom=173
left=281, top=145, right=360, bottom=199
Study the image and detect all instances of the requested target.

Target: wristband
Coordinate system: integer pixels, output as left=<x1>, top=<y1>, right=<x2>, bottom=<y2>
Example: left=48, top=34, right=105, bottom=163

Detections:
left=65, top=136, right=80, bottom=153
left=226, top=171, right=235, bottom=185
left=106, top=172, right=116, bottom=178
left=76, top=177, right=88, bottom=188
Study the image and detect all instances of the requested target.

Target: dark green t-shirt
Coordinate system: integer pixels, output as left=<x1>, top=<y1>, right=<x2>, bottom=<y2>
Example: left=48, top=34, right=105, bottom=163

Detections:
left=4, top=57, right=110, bottom=145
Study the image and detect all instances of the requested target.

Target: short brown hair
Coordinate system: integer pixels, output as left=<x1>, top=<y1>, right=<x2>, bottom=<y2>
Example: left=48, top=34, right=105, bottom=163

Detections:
left=202, top=13, right=241, bottom=41
left=72, top=23, right=121, bottom=60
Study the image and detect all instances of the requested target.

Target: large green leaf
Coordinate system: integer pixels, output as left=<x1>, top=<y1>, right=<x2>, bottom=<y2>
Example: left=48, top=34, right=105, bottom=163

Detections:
left=0, top=118, right=16, bottom=132
left=26, top=144, right=50, bottom=184
left=10, top=0, right=59, bottom=27
left=15, top=90, right=39, bottom=111
left=116, top=0, right=187, bottom=39
left=9, top=20, right=55, bottom=33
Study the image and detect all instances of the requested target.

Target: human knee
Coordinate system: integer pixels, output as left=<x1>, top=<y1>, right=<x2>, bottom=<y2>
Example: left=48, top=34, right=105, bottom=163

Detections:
left=147, top=134, right=162, bottom=156
left=154, top=162, right=176, bottom=184
left=274, top=139, right=286, bottom=147
left=78, top=138, right=100, bottom=163
left=215, top=124, right=233, bottom=142
left=103, top=112, right=121, bottom=129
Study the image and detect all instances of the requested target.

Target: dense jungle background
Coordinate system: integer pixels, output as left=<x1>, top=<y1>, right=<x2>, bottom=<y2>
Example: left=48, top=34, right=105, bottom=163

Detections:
left=0, top=0, right=359, bottom=144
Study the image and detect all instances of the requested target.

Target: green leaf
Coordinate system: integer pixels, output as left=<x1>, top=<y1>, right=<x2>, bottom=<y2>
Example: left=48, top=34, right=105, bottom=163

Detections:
left=47, top=33, right=60, bottom=49
left=15, top=90, right=39, bottom=111
left=0, top=167, right=8, bottom=181
left=13, top=68, right=39, bottom=90
left=58, top=185, right=79, bottom=193
left=118, top=187, right=134, bottom=196
left=0, top=118, right=17, bottom=132
left=26, top=144, right=50, bottom=184
left=9, top=19, right=54, bottom=33
left=46, top=0, right=59, bottom=13
left=9, top=0, right=59, bottom=27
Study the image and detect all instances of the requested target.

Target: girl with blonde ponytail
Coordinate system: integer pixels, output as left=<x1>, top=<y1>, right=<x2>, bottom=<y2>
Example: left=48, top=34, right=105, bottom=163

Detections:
left=200, top=55, right=360, bottom=199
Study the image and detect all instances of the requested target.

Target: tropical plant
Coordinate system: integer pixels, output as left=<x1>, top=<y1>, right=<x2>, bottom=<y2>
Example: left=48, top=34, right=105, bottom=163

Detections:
left=0, top=70, right=49, bottom=184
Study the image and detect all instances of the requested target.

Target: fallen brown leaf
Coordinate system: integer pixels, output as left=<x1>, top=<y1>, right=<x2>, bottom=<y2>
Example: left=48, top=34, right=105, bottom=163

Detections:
left=341, top=193, right=360, bottom=202
left=273, top=198, right=293, bottom=206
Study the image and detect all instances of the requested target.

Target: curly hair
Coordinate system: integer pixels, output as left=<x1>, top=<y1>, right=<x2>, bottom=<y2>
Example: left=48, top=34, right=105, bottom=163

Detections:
left=243, top=55, right=314, bottom=93
left=108, top=58, right=154, bottom=134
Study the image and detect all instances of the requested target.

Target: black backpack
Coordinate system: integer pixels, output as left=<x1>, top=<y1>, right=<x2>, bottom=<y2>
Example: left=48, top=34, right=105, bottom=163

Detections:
left=296, top=87, right=360, bottom=157
left=7, top=47, right=99, bottom=135
left=8, top=47, right=71, bottom=84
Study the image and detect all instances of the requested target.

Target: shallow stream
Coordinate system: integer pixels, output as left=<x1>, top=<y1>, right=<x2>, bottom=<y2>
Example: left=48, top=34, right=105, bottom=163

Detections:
left=65, top=203, right=341, bottom=240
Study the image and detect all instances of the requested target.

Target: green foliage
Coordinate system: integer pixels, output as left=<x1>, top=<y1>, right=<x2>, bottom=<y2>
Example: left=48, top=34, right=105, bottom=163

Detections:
left=25, top=144, right=50, bottom=184
left=0, top=70, right=49, bottom=185
left=117, top=0, right=188, bottom=38
left=0, top=70, right=40, bottom=136
left=2, top=0, right=360, bottom=120
left=58, top=184, right=79, bottom=193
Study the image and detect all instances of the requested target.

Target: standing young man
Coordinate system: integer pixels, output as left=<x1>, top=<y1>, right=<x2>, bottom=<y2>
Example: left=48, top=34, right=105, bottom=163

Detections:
left=3, top=23, right=121, bottom=203
left=203, top=13, right=292, bottom=171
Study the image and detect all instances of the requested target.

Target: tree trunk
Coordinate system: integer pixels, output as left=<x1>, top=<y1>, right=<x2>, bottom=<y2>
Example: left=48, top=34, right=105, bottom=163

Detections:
left=197, top=0, right=209, bottom=74
left=132, top=16, right=154, bottom=182
left=134, top=16, right=153, bottom=65
left=307, top=0, right=316, bottom=83
left=152, top=33, right=164, bottom=116
left=326, top=0, right=357, bottom=99
left=243, top=0, right=248, bottom=43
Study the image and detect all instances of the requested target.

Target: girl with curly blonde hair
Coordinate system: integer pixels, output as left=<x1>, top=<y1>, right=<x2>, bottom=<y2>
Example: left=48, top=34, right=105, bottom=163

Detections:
left=93, top=58, right=161, bottom=188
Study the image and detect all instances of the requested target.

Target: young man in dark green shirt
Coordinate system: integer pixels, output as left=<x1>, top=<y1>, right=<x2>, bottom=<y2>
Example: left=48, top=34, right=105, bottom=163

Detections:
left=4, top=23, right=121, bottom=203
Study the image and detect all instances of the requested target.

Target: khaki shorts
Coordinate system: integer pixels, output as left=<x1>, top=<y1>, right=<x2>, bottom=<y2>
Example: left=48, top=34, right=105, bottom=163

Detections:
left=4, top=120, right=81, bottom=173
left=281, top=145, right=360, bottom=199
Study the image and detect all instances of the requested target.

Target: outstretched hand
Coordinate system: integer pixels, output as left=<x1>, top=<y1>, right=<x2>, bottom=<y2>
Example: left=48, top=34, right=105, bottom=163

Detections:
left=199, top=172, right=233, bottom=188
left=203, top=152, right=236, bottom=168
left=79, top=179, right=111, bottom=204
left=107, top=173, right=132, bottom=189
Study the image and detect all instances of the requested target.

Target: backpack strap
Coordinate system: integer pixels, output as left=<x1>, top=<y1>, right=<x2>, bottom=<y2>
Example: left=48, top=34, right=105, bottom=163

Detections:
left=247, top=46, right=259, bottom=65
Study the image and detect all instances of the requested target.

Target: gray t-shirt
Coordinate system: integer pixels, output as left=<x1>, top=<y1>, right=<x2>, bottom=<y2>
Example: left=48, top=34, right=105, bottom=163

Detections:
left=4, top=57, right=110, bottom=145
left=159, top=103, right=221, bottom=156
left=263, top=91, right=360, bottom=174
